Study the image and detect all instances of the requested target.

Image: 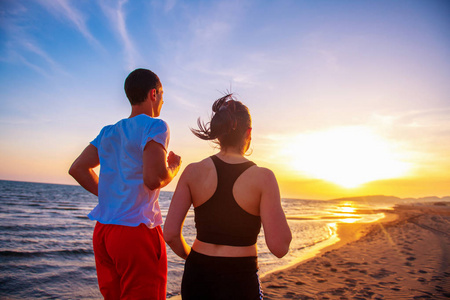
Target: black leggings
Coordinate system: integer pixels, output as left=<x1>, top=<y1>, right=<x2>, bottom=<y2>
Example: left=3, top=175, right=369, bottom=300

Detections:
left=181, top=249, right=263, bottom=300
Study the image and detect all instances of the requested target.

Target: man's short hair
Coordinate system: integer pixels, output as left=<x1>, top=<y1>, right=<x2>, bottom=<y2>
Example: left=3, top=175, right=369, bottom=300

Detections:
left=124, top=68, right=162, bottom=105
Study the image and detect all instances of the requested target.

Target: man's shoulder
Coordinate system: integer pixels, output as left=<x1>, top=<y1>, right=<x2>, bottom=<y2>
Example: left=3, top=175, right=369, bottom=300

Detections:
left=135, top=115, right=169, bottom=129
left=97, top=123, right=116, bottom=135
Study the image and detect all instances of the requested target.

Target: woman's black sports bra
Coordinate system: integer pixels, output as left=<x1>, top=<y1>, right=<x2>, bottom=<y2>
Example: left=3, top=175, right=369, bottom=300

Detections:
left=194, top=155, right=261, bottom=246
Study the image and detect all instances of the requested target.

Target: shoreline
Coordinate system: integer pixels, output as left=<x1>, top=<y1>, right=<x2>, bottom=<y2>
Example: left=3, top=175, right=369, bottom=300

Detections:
left=261, top=203, right=450, bottom=299
left=260, top=210, right=398, bottom=280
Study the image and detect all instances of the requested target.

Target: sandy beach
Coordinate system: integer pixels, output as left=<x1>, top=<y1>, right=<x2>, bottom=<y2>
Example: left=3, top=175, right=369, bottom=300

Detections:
left=168, top=202, right=450, bottom=299
left=261, top=202, right=450, bottom=299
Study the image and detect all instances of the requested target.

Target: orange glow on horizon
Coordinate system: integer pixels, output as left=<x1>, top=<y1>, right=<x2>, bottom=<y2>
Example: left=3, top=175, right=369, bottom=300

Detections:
left=274, top=174, right=450, bottom=200
left=279, top=126, right=412, bottom=189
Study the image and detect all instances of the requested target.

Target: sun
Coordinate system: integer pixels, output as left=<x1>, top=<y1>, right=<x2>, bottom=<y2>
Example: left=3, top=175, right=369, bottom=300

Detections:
left=283, top=126, right=410, bottom=188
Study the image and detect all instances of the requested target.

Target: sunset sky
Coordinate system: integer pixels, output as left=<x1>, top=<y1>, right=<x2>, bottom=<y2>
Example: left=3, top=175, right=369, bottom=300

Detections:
left=1, top=0, right=449, bottom=200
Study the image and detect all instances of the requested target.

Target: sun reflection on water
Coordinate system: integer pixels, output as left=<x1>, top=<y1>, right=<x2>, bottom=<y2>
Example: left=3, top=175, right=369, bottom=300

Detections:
left=328, top=201, right=385, bottom=223
left=339, top=218, right=359, bottom=223
left=339, top=206, right=356, bottom=213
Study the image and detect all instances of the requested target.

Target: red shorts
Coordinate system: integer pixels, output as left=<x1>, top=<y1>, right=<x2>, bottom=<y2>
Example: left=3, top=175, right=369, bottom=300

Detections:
left=92, top=222, right=167, bottom=300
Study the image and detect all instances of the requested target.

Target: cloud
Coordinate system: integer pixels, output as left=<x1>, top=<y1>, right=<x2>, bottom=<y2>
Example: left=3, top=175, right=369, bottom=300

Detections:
left=164, top=0, right=176, bottom=12
left=35, top=0, right=103, bottom=50
left=98, top=0, right=140, bottom=70
left=370, top=108, right=450, bottom=139
left=357, top=109, right=450, bottom=170
left=21, top=40, right=70, bottom=75
left=11, top=51, right=53, bottom=78
left=0, top=6, right=67, bottom=76
left=156, top=1, right=268, bottom=98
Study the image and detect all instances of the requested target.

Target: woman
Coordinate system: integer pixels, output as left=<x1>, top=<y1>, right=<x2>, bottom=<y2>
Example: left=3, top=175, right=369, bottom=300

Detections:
left=164, top=94, right=292, bottom=299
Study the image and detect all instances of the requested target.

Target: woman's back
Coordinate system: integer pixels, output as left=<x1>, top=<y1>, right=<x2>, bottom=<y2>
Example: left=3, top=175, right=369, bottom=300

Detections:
left=188, top=154, right=261, bottom=216
left=181, top=153, right=291, bottom=258
left=190, top=155, right=260, bottom=247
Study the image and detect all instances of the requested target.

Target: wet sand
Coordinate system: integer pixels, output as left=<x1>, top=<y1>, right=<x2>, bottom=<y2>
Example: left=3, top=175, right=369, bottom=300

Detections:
left=261, top=203, right=450, bottom=299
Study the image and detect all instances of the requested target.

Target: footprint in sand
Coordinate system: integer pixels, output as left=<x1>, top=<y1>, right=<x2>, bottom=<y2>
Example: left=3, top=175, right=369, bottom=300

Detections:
left=330, top=288, right=346, bottom=296
left=370, top=268, right=396, bottom=279
left=357, top=289, right=375, bottom=298
left=345, top=278, right=357, bottom=287
left=413, top=293, right=433, bottom=299
left=283, top=292, right=296, bottom=298
left=266, top=285, right=287, bottom=289
left=431, top=275, right=443, bottom=282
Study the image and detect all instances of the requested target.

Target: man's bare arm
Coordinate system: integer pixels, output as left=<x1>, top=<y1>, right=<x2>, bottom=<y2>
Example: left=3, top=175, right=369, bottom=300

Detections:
left=68, top=144, right=100, bottom=196
left=143, top=140, right=181, bottom=190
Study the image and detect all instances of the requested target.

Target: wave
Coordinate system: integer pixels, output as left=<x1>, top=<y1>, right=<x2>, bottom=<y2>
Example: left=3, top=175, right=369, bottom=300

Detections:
left=0, top=248, right=93, bottom=258
left=0, top=224, right=83, bottom=232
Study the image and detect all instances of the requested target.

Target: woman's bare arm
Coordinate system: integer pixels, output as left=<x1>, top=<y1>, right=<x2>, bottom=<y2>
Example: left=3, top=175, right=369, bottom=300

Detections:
left=259, top=168, right=292, bottom=258
left=163, top=165, right=193, bottom=259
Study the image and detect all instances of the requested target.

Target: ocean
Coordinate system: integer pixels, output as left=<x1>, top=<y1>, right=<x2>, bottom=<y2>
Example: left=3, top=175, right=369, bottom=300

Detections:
left=0, top=180, right=390, bottom=299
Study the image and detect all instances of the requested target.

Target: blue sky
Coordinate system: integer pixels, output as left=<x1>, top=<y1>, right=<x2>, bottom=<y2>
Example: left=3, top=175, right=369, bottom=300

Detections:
left=1, top=0, right=449, bottom=199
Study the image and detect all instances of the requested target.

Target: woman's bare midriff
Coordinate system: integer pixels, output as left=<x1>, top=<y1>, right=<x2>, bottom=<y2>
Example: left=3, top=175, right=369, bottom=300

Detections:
left=192, top=239, right=257, bottom=257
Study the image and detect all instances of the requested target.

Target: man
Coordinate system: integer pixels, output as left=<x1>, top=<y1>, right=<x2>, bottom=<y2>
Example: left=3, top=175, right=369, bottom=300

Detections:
left=69, top=68, right=181, bottom=299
